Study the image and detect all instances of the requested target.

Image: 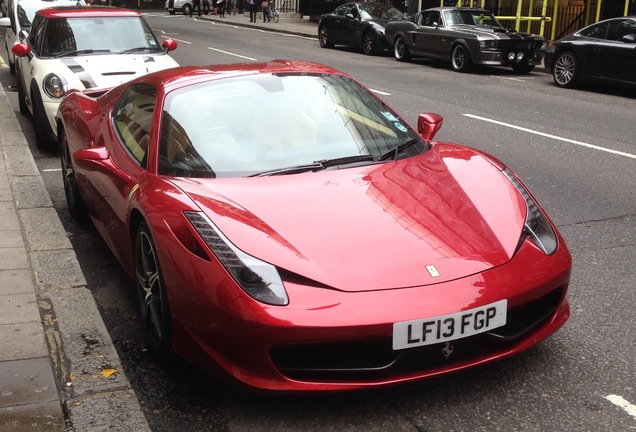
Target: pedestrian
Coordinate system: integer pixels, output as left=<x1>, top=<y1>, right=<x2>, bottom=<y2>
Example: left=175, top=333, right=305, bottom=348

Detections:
left=247, top=0, right=257, bottom=22
left=261, top=0, right=269, bottom=21
left=203, top=0, right=210, bottom=14
left=217, top=0, right=226, bottom=17
left=190, top=0, right=202, bottom=16
left=230, top=0, right=237, bottom=14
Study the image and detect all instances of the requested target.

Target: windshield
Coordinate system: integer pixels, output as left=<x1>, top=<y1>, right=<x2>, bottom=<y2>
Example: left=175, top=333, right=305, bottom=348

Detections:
left=359, top=4, right=405, bottom=20
left=159, top=73, right=427, bottom=178
left=41, top=16, right=160, bottom=57
left=444, top=10, right=503, bottom=28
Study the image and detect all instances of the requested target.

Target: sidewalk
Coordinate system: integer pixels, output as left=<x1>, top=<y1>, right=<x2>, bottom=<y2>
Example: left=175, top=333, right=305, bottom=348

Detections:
left=0, top=14, right=315, bottom=431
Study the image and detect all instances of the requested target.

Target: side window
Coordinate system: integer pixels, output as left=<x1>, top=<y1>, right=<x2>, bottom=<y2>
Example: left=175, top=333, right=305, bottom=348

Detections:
left=423, top=12, right=440, bottom=27
left=113, top=84, right=157, bottom=168
left=580, top=22, right=608, bottom=39
left=28, top=15, right=44, bottom=54
left=609, top=19, right=636, bottom=41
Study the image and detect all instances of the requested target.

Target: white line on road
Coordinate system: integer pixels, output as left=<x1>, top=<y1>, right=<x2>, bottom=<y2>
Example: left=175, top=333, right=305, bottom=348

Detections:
left=464, top=114, right=636, bottom=160
left=605, top=395, right=636, bottom=419
left=370, top=89, right=391, bottom=96
left=207, top=47, right=256, bottom=60
left=490, top=75, right=526, bottom=82
left=160, top=35, right=192, bottom=44
left=41, top=168, right=62, bottom=172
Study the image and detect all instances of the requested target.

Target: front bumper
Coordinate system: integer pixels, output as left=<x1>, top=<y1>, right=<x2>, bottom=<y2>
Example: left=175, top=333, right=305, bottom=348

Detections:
left=163, top=230, right=572, bottom=392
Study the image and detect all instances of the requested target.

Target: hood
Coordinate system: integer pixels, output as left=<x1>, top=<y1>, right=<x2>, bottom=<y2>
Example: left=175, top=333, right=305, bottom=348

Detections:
left=172, top=145, right=527, bottom=291
left=59, top=54, right=178, bottom=89
left=452, top=25, right=540, bottom=41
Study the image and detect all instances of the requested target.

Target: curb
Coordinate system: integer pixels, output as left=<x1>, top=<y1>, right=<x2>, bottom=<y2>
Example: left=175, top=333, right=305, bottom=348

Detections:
left=0, top=85, right=150, bottom=431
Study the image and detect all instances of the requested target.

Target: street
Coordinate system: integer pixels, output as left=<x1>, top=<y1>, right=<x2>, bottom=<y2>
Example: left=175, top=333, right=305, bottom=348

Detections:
left=2, top=11, right=635, bottom=431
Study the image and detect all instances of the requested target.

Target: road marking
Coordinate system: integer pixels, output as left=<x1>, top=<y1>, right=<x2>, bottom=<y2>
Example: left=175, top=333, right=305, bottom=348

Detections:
left=490, top=75, right=526, bottom=82
left=41, top=168, right=62, bottom=172
left=207, top=47, right=256, bottom=60
left=160, top=35, right=192, bottom=44
left=464, top=114, right=636, bottom=160
left=605, top=395, right=636, bottom=419
left=370, top=89, right=391, bottom=96
left=0, top=56, right=7, bottom=69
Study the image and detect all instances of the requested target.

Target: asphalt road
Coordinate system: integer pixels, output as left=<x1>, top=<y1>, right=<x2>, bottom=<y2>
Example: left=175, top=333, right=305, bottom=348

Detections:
left=2, top=12, right=635, bottom=431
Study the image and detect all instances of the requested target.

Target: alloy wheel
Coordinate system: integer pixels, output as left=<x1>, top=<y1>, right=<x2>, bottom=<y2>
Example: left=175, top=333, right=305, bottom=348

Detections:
left=553, top=52, right=577, bottom=88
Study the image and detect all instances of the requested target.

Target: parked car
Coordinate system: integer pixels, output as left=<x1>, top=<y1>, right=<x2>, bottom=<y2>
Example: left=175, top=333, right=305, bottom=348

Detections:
left=318, top=2, right=406, bottom=55
left=57, top=59, right=571, bottom=392
left=165, top=0, right=192, bottom=15
left=0, top=0, right=83, bottom=75
left=545, top=16, right=636, bottom=89
left=9, top=5, right=178, bottom=150
left=384, top=7, right=547, bottom=73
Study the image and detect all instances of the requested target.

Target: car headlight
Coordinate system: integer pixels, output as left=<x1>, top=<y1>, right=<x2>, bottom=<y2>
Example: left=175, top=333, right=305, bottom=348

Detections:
left=43, top=73, right=68, bottom=99
left=184, top=211, right=289, bottom=306
left=479, top=40, right=497, bottom=49
left=502, top=169, right=558, bottom=255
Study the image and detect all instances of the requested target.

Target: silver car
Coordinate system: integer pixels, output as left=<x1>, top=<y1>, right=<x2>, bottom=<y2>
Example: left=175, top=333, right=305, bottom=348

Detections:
left=384, top=7, right=547, bottom=73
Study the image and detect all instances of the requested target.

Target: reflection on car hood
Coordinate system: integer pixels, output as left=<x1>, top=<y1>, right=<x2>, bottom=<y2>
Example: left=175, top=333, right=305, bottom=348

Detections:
left=174, top=144, right=527, bottom=291
left=450, top=26, right=541, bottom=40
left=58, top=54, right=178, bottom=89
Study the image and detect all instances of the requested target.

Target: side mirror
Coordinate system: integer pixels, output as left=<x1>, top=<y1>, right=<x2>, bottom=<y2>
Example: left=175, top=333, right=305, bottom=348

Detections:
left=620, top=33, right=636, bottom=43
left=163, top=38, right=178, bottom=52
left=417, top=112, right=443, bottom=141
left=74, top=147, right=132, bottom=183
left=11, top=42, right=30, bottom=57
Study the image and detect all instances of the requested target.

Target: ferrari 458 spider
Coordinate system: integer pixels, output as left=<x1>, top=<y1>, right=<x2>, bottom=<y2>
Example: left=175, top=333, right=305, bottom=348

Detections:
left=57, top=60, right=571, bottom=392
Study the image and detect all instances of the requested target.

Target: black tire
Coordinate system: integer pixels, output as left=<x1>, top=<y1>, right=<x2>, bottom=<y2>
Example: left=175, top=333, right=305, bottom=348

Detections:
left=318, top=25, right=334, bottom=48
left=60, top=128, right=88, bottom=222
left=16, top=73, right=29, bottom=116
left=273, top=11, right=279, bottom=23
left=394, top=36, right=411, bottom=62
left=451, top=44, right=472, bottom=72
left=135, top=221, right=172, bottom=357
left=31, top=90, right=55, bottom=151
left=512, top=63, right=535, bottom=74
left=552, top=51, right=578, bottom=88
left=362, top=31, right=375, bottom=55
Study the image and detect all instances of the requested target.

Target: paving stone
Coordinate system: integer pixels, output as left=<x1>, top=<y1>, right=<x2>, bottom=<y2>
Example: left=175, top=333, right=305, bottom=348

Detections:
left=0, top=400, right=65, bottom=432
left=0, top=248, right=28, bottom=271
left=0, top=357, right=58, bottom=408
left=0, top=322, right=48, bottom=362
left=0, top=293, right=41, bottom=325
left=0, top=270, right=34, bottom=295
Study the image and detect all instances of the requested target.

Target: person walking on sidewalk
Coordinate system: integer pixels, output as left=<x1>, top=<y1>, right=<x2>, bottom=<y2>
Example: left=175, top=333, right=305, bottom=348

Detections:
left=247, top=0, right=257, bottom=22
left=261, top=0, right=269, bottom=22
left=190, top=0, right=202, bottom=16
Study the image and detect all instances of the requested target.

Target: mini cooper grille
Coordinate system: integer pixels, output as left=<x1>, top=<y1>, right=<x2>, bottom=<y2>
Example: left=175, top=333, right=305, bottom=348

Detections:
left=270, top=287, right=564, bottom=382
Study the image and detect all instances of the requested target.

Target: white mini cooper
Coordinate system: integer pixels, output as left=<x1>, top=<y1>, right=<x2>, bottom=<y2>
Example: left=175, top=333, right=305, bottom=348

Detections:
left=8, top=5, right=179, bottom=150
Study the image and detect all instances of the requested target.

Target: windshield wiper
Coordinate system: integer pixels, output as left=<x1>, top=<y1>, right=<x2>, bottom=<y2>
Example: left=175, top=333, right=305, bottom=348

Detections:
left=379, top=139, right=419, bottom=161
left=53, top=49, right=111, bottom=58
left=119, top=47, right=156, bottom=54
left=315, top=154, right=376, bottom=168
left=248, top=162, right=325, bottom=177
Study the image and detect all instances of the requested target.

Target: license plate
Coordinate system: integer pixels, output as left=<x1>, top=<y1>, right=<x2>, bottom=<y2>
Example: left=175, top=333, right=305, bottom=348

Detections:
left=392, top=300, right=507, bottom=350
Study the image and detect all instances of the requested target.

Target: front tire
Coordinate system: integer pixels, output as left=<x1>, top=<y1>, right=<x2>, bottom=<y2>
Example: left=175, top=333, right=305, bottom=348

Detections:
left=451, top=44, right=472, bottom=72
left=552, top=51, right=577, bottom=88
left=318, top=25, right=334, bottom=48
left=135, top=222, right=172, bottom=357
left=394, top=36, right=411, bottom=62
left=60, top=128, right=88, bottom=222
left=31, top=90, right=55, bottom=151
left=183, top=4, right=192, bottom=15
left=362, top=31, right=375, bottom=55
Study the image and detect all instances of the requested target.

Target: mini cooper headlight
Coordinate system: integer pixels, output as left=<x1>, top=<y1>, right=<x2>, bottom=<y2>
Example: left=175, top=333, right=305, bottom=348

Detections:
left=184, top=211, right=289, bottom=306
left=502, top=169, right=558, bottom=255
left=43, top=73, right=68, bottom=99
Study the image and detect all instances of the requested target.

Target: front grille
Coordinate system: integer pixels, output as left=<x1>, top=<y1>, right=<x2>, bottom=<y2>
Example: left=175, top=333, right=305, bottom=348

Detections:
left=270, top=287, right=564, bottom=382
left=498, top=40, right=544, bottom=51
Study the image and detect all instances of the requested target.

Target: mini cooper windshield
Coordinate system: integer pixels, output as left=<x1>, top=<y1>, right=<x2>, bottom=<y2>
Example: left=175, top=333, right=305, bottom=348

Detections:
left=41, top=16, right=161, bottom=57
left=159, top=73, right=429, bottom=178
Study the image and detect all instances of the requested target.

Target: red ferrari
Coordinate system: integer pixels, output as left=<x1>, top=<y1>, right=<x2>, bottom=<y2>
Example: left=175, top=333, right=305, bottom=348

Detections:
left=57, top=60, right=571, bottom=392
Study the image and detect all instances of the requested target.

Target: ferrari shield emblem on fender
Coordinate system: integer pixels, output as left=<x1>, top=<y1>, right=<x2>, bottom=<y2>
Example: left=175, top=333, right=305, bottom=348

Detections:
left=426, top=265, right=440, bottom=278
